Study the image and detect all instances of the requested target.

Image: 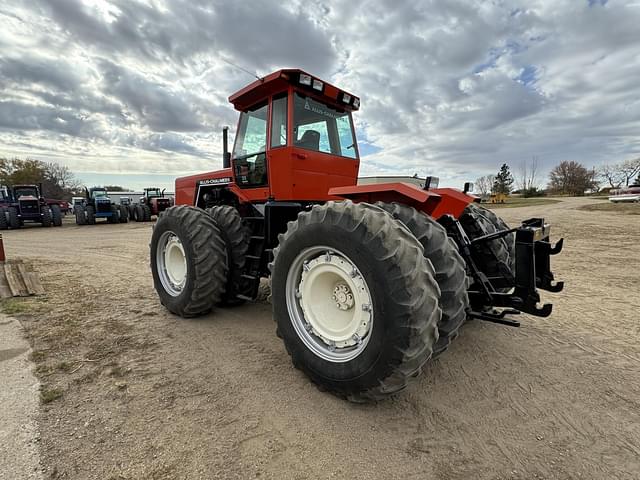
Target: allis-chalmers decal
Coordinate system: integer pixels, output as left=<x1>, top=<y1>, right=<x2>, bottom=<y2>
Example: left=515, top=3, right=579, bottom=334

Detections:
left=198, top=177, right=232, bottom=186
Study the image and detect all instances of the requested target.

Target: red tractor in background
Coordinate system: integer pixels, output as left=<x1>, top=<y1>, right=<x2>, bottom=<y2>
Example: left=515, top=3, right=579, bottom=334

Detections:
left=131, top=188, right=173, bottom=222
left=150, top=69, right=564, bottom=402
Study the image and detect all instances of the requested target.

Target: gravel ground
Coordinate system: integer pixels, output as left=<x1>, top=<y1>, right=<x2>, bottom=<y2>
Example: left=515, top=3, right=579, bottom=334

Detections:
left=2, top=196, right=639, bottom=479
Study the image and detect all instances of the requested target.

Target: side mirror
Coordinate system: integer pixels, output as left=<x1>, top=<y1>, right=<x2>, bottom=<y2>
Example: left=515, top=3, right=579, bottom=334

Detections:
left=463, top=182, right=474, bottom=194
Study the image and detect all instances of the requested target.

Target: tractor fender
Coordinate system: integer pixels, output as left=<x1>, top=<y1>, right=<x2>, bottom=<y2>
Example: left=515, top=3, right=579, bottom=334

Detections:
left=328, top=183, right=475, bottom=219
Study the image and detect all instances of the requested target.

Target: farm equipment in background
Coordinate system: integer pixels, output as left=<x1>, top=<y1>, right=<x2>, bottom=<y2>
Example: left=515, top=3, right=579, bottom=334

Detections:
left=46, top=198, right=72, bottom=215
left=150, top=69, right=565, bottom=402
left=131, top=188, right=173, bottom=222
left=0, top=184, right=62, bottom=229
left=117, top=197, right=131, bottom=223
left=75, top=187, right=120, bottom=225
left=490, top=192, right=507, bottom=204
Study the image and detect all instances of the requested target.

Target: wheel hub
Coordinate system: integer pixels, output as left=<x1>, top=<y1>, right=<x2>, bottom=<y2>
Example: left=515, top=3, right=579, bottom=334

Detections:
left=332, top=283, right=354, bottom=310
left=296, top=251, right=372, bottom=351
left=157, top=232, right=187, bottom=296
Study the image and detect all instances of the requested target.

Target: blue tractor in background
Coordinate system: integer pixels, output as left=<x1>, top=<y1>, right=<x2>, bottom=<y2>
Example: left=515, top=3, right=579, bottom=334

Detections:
left=75, top=187, right=120, bottom=225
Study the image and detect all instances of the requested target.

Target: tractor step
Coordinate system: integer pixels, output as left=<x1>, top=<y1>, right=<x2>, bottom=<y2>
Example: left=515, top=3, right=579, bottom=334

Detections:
left=245, top=254, right=261, bottom=261
left=250, top=235, right=265, bottom=241
left=241, top=273, right=258, bottom=281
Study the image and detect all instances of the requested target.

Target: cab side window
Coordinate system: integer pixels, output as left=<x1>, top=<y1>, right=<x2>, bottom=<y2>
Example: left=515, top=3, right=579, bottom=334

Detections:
left=271, top=94, right=288, bottom=148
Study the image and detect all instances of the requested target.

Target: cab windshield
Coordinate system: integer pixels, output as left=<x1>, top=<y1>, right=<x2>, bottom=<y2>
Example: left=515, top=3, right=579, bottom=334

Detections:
left=146, top=189, right=161, bottom=197
left=91, top=190, right=107, bottom=199
left=293, top=92, right=357, bottom=159
left=14, top=187, right=38, bottom=198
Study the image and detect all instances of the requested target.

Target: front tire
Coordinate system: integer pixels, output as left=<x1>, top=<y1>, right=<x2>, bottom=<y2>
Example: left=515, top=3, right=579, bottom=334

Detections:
left=8, top=207, right=20, bottom=229
left=119, top=205, right=129, bottom=223
left=377, top=202, right=469, bottom=357
left=150, top=206, right=228, bottom=317
left=271, top=201, right=441, bottom=402
left=75, top=206, right=87, bottom=225
left=41, top=207, right=52, bottom=227
left=206, top=206, right=250, bottom=306
left=85, top=205, right=96, bottom=225
left=0, top=207, right=8, bottom=230
left=51, top=204, right=63, bottom=226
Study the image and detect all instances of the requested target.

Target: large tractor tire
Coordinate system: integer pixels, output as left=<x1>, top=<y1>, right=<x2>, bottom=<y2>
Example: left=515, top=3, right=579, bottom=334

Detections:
left=459, top=203, right=515, bottom=291
left=135, top=205, right=145, bottom=222
left=51, top=204, right=63, bottom=227
left=271, top=200, right=441, bottom=402
left=118, top=205, right=129, bottom=223
left=108, top=205, right=119, bottom=224
left=41, top=207, right=52, bottom=227
left=150, top=205, right=228, bottom=317
left=8, top=207, right=20, bottom=229
left=85, top=205, right=96, bottom=225
left=377, top=202, right=469, bottom=358
left=206, top=206, right=250, bottom=306
left=142, top=204, right=152, bottom=222
left=0, top=207, right=8, bottom=230
left=75, top=206, right=87, bottom=225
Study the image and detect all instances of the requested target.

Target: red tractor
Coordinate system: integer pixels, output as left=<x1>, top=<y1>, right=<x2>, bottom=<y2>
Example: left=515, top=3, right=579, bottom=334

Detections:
left=131, top=188, right=172, bottom=222
left=150, top=69, right=564, bottom=402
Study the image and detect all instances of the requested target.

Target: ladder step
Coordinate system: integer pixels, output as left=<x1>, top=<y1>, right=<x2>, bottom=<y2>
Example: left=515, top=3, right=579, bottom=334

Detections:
left=245, top=255, right=261, bottom=261
left=250, top=235, right=264, bottom=241
left=243, top=216, right=264, bottom=221
left=241, top=273, right=258, bottom=281
left=235, top=294, right=254, bottom=301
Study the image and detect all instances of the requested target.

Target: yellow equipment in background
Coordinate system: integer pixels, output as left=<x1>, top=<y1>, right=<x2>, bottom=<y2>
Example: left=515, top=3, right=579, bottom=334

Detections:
left=490, top=193, right=507, bottom=204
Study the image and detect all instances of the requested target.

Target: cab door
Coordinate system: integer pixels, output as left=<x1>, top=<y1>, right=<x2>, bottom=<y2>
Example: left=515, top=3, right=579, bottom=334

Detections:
left=288, top=91, right=359, bottom=201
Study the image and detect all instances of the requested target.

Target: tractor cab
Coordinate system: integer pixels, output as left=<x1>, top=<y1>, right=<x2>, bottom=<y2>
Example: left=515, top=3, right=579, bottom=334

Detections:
left=228, top=70, right=360, bottom=202
left=89, top=188, right=108, bottom=199
left=179, top=70, right=361, bottom=207
left=144, top=188, right=164, bottom=198
left=12, top=184, right=41, bottom=201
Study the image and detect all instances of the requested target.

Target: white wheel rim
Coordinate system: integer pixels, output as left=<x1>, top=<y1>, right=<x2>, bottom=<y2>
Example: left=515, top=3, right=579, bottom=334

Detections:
left=286, top=246, right=373, bottom=363
left=157, top=231, right=187, bottom=296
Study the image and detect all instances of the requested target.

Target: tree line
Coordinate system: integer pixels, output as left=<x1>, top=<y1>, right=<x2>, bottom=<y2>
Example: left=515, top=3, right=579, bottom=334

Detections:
left=475, top=157, right=640, bottom=197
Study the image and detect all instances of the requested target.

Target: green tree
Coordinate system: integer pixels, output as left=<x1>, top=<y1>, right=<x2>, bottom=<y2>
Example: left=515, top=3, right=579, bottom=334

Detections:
left=492, top=163, right=514, bottom=195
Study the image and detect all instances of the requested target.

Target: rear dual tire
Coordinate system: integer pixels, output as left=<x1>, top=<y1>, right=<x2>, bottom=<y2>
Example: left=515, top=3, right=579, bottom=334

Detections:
left=459, top=203, right=515, bottom=295
left=271, top=201, right=441, bottom=401
left=376, top=202, right=469, bottom=358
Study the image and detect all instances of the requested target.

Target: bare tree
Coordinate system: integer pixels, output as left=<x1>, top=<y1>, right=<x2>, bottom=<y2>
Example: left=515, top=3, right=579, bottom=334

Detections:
left=474, top=174, right=493, bottom=197
left=619, top=157, right=640, bottom=186
left=517, top=156, right=540, bottom=192
left=598, top=163, right=624, bottom=189
left=548, top=161, right=599, bottom=195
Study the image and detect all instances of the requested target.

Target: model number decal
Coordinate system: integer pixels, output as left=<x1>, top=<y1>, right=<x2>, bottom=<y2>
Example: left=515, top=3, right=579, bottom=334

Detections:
left=198, top=177, right=232, bottom=185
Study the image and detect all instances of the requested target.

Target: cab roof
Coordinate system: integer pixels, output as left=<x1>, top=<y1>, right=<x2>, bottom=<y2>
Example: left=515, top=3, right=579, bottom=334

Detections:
left=228, top=69, right=359, bottom=112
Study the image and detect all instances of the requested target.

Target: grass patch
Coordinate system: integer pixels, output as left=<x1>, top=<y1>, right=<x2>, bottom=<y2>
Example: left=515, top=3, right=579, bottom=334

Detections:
left=577, top=202, right=640, bottom=215
left=40, top=387, right=63, bottom=404
left=0, top=298, right=33, bottom=315
left=29, top=349, right=47, bottom=362
left=484, top=198, right=562, bottom=209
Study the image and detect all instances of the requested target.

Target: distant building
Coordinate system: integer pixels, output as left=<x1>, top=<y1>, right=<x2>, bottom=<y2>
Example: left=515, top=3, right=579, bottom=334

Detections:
left=358, top=176, right=425, bottom=187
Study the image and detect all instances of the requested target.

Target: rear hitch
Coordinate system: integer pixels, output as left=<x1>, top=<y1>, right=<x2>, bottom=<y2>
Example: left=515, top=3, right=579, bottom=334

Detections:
left=442, top=215, right=564, bottom=323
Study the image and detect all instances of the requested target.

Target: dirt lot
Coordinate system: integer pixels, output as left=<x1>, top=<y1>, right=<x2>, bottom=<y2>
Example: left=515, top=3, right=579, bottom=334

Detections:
left=3, top=197, right=639, bottom=480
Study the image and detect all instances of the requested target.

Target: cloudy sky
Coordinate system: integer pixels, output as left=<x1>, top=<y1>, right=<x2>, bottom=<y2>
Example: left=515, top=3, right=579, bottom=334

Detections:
left=1, top=0, right=639, bottom=191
